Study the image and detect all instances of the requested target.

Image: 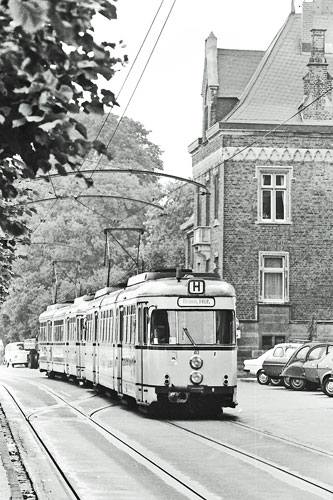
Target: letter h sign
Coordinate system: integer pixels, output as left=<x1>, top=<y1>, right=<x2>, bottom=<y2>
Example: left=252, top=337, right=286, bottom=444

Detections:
left=188, top=280, right=205, bottom=294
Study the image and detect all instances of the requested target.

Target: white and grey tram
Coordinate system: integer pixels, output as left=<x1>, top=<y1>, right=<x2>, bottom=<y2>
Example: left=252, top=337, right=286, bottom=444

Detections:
left=39, top=269, right=238, bottom=415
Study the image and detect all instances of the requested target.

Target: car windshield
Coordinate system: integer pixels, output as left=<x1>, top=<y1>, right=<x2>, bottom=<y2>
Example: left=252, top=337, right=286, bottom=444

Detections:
left=150, top=309, right=235, bottom=345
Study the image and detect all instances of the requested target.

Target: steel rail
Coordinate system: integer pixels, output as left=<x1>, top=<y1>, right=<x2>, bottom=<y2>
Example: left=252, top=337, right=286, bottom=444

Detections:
left=1, top=384, right=82, bottom=500
left=164, top=420, right=333, bottom=497
left=5, top=381, right=209, bottom=500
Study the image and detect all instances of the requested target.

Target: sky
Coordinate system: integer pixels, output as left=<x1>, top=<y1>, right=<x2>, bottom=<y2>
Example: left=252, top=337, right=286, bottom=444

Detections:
left=95, top=0, right=304, bottom=178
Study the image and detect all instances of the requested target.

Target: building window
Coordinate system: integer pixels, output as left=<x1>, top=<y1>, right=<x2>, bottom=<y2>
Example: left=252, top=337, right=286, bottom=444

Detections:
left=262, top=335, right=286, bottom=350
left=257, top=167, right=292, bottom=223
left=186, top=233, right=194, bottom=269
left=213, top=173, right=219, bottom=220
left=205, top=178, right=210, bottom=226
left=259, top=252, right=289, bottom=303
left=196, top=187, right=202, bottom=226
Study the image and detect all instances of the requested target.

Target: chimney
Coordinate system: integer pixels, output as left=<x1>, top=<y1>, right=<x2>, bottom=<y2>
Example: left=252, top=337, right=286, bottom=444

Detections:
left=309, top=28, right=327, bottom=63
left=302, top=0, right=333, bottom=53
left=202, top=33, right=219, bottom=136
left=301, top=29, right=333, bottom=120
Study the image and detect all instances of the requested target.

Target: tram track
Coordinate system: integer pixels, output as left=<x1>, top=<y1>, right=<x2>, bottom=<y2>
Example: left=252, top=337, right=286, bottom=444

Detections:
left=222, top=417, right=333, bottom=459
left=2, top=384, right=83, bottom=500
left=3, top=375, right=333, bottom=500
left=2, top=382, right=216, bottom=500
left=163, top=419, right=333, bottom=499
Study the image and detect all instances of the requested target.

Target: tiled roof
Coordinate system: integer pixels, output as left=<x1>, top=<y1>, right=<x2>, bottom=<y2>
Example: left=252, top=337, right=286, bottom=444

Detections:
left=217, top=49, right=264, bottom=98
left=223, top=13, right=333, bottom=124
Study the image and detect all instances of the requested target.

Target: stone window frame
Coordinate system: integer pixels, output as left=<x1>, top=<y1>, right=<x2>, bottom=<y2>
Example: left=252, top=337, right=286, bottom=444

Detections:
left=255, top=166, right=293, bottom=224
left=259, top=251, right=289, bottom=304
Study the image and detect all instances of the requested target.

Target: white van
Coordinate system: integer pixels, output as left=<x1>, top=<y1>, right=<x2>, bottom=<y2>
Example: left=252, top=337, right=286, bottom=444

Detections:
left=4, top=342, right=29, bottom=367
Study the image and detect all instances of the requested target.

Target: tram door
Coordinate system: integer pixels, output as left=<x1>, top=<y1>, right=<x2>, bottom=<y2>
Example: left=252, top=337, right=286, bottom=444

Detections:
left=76, top=316, right=85, bottom=379
left=46, top=320, right=52, bottom=370
left=92, top=312, right=98, bottom=385
left=136, top=304, right=148, bottom=403
left=117, top=307, right=124, bottom=395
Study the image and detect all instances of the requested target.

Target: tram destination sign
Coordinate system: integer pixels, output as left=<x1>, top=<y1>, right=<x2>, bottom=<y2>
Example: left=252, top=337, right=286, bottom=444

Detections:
left=177, top=297, right=215, bottom=307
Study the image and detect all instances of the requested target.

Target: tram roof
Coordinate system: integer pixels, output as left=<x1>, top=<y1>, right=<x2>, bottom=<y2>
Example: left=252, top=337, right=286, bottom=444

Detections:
left=39, top=270, right=235, bottom=320
left=97, top=271, right=236, bottom=305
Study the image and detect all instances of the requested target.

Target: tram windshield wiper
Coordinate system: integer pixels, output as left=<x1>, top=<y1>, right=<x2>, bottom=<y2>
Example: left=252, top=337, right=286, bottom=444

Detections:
left=183, top=327, right=197, bottom=348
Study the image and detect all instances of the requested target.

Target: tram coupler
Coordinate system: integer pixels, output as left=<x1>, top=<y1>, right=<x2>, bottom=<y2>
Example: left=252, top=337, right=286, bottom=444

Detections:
left=168, top=391, right=188, bottom=403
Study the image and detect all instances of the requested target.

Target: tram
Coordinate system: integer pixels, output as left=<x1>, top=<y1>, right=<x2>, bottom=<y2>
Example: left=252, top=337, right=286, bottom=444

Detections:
left=38, top=269, right=238, bottom=415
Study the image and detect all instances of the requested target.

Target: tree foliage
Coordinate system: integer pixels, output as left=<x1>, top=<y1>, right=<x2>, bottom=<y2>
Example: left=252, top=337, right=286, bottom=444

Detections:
left=143, top=182, right=194, bottom=270
left=0, top=0, right=123, bottom=235
left=0, top=113, right=166, bottom=342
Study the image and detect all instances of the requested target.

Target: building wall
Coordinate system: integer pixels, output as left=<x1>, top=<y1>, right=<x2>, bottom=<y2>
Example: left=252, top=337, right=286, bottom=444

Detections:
left=191, top=129, right=333, bottom=358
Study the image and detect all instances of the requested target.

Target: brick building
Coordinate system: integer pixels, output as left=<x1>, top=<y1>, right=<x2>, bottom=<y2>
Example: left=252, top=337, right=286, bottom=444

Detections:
left=185, top=0, right=333, bottom=360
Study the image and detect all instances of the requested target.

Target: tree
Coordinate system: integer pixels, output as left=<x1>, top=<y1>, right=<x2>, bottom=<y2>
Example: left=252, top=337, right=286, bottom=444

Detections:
left=0, top=113, right=165, bottom=342
left=0, top=0, right=123, bottom=236
left=143, top=181, right=194, bottom=270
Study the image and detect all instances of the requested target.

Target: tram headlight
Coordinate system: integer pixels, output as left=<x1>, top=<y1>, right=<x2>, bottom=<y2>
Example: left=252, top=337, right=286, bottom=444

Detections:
left=190, top=371, right=203, bottom=385
left=189, top=355, right=203, bottom=370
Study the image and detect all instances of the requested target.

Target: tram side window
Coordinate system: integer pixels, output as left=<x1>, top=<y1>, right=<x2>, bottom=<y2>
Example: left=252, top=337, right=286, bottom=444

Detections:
left=105, top=311, right=108, bottom=343
left=54, top=320, right=64, bottom=342
left=86, top=315, right=93, bottom=342
left=151, top=310, right=170, bottom=344
left=138, top=306, right=149, bottom=345
left=80, top=318, right=86, bottom=342
left=47, top=321, right=52, bottom=342
left=39, top=322, right=47, bottom=342
left=128, top=305, right=136, bottom=344
left=109, top=310, right=114, bottom=343
left=216, top=310, right=235, bottom=345
left=100, top=312, right=104, bottom=343
left=124, top=308, right=129, bottom=343
left=68, top=318, right=76, bottom=342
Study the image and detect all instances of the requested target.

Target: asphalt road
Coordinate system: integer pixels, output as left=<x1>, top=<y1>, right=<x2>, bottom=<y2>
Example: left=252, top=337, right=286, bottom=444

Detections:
left=1, top=366, right=333, bottom=500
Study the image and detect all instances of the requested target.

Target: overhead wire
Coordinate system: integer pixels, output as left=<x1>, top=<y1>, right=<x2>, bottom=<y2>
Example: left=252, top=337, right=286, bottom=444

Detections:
left=114, top=84, right=333, bottom=224
left=88, top=0, right=166, bottom=147
left=193, top=84, right=333, bottom=182
left=23, top=6, right=333, bottom=290
left=86, top=0, right=177, bottom=180
left=29, top=0, right=172, bottom=235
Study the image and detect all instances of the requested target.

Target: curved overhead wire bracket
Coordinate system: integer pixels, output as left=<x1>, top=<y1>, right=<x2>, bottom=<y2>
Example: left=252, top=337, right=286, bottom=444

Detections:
left=33, top=169, right=210, bottom=194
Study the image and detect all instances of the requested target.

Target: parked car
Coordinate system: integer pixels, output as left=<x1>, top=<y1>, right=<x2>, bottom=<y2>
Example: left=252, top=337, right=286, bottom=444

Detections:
left=280, top=342, right=333, bottom=391
left=4, top=341, right=29, bottom=367
left=322, top=370, right=333, bottom=397
left=243, top=348, right=274, bottom=384
left=261, top=343, right=303, bottom=386
left=303, top=349, right=333, bottom=392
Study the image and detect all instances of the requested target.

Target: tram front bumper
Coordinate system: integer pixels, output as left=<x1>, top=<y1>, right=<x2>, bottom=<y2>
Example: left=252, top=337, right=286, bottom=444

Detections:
left=155, top=385, right=235, bottom=403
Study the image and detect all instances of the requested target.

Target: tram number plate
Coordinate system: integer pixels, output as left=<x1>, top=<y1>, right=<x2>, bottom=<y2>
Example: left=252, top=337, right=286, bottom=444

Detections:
left=177, top=297, right=215, bottom=307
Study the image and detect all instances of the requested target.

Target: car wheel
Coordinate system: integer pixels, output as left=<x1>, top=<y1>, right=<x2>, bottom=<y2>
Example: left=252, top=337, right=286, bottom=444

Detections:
left=283, top=377, right=291, bottom=389
left=290, top=377, right=306, bottom=391
left=322, top=377, right=333, bottom=397
left=270, top=377, right=281, bottom=386
left=257, top=369, right=270, bottom=385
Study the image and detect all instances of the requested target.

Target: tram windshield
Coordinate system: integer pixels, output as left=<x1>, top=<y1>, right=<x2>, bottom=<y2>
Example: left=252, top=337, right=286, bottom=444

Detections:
left=150, top=309, right=235, bottom=345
